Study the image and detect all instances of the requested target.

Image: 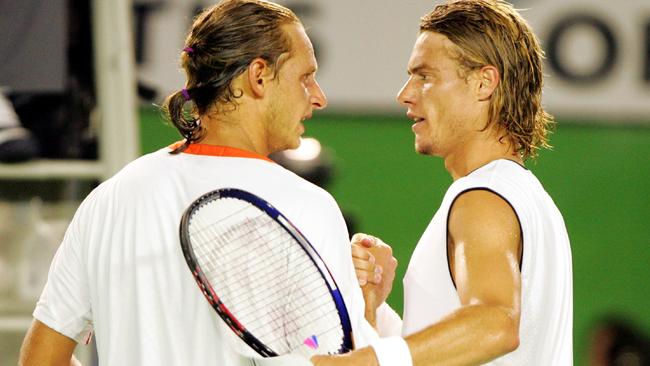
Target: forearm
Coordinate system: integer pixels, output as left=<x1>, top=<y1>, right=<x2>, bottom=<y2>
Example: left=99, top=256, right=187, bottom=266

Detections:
left=20, top=342, right=77, bottom=366
left=361, top=282, right=385, bottom=329
left=19, top=320, right=78, bottom=366
left=364, top=297, right=378, bottom=329
left=406, top=304, right=519, bottom=366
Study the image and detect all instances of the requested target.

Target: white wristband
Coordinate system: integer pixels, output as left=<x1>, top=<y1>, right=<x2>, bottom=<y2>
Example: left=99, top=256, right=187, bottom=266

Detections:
left=369, top=336, right=413, bottom=366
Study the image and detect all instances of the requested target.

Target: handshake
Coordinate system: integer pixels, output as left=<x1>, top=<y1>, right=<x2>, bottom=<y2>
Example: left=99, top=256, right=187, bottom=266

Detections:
left=350, top=233, right=398, bottom=328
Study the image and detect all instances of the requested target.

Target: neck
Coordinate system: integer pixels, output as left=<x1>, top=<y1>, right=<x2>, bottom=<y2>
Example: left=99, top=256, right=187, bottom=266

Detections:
left=444, top=132, right=523, bottom=181
left=196, top=107, right=270, bottom=156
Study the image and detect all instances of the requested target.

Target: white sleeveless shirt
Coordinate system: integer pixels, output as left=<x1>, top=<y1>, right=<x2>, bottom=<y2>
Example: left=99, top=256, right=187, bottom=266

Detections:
left=402, top=159, right=573, bottom=365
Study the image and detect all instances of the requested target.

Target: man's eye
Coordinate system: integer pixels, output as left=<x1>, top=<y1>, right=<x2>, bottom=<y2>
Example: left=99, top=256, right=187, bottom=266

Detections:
left=303, top=74, right=315, bottom=83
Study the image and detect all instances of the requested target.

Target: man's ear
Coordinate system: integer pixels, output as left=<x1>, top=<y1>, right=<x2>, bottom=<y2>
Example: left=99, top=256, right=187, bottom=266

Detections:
left=248, top=58, right=272, bottom=98
left=477, top=65, right=500, bottom=101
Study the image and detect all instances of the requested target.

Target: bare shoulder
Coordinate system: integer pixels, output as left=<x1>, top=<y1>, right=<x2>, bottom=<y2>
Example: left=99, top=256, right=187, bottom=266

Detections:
left=448, top=189, right=521, bottom=252
left=448, top=189, right=522, bottom=310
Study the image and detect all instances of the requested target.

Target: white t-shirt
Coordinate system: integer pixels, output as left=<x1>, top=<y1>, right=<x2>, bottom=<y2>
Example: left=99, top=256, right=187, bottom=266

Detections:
left=402, top=159, right=573, bottom=365
left=34, top=143, right=376, bottom=365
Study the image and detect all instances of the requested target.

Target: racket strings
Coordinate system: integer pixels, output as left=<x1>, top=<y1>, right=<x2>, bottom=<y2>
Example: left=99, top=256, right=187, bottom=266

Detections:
left=191, top=208, right=287, bottom=278
left=205, top=228, right=287, bottom=288
left=193, top=214, right=300, bottom=306
left=190, top=201, right=253, bottom=236
left=189, top=199, right=345, bottom=356
left=238, top=273, right=331, bottom=323
left=259, top=295, right=339, bottom=338
left=232, top=264, right=323, bottom=314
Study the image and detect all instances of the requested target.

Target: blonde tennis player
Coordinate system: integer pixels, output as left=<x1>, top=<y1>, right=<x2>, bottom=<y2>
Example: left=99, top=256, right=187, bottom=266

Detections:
left=314, top=1, right=573, bottom=365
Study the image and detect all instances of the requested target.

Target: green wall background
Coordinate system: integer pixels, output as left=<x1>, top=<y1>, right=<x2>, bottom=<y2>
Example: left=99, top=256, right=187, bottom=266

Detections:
left=141, top=108, right=650, bottom=365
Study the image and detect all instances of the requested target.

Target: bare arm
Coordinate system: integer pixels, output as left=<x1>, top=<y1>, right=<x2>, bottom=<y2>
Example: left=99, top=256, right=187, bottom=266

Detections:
left=406, top=189, right=522, bottom=365
left=313, top=189, right=521, bottom=366
left=19, top=319, right=81, bottom=366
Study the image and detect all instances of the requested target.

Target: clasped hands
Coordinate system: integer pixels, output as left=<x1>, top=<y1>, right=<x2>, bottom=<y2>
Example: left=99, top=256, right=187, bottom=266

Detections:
left=350, top=233, right=397, bottom=325
left=311, top=233, right=397, bottom=366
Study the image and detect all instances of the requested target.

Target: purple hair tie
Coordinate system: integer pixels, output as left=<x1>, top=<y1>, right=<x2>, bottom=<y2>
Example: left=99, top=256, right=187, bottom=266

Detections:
left=183, top=46, right=194, bottom=54
left=181, top=88, right=191, bottom=101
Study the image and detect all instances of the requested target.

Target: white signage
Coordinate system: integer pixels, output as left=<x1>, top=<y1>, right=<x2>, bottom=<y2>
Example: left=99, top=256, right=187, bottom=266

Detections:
left=135, top=0, right=650, bottom=120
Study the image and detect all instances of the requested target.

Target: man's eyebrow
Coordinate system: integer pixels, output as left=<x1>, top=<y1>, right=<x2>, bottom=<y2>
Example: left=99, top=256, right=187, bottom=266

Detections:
left=408, top=64, right=436, bottom=75
left=304, top=66, right=317, bottom=76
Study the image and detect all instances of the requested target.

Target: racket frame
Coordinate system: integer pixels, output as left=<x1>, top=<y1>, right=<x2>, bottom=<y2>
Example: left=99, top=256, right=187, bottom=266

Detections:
left=179, top=188, right=354, bottom=357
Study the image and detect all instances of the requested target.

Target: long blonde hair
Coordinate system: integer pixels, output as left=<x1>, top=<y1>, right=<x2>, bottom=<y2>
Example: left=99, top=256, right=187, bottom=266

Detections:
left=421, top=0, right=554, bottom=159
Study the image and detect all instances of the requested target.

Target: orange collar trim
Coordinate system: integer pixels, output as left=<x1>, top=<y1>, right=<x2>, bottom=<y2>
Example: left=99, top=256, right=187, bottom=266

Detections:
left=168, top=141, right=275, bottom=163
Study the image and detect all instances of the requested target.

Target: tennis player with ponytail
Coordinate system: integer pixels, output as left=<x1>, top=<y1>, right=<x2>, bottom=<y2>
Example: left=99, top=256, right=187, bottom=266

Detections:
left=19, top=1, right=382, bottom=365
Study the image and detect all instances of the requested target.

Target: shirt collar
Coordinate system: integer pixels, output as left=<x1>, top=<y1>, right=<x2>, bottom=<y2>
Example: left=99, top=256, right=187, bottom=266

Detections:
left=168, top=141, right=275, bottom=163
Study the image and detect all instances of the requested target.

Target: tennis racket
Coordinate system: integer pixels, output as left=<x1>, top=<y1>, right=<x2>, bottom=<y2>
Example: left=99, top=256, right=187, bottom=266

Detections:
left=179, top=188, right=353, bottom=358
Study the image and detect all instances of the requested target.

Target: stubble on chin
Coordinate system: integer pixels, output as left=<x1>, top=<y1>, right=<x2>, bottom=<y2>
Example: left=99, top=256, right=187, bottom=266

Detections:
left=415, top=141, right=434, bottom=156
left=286, top=136, right=300, bottom=151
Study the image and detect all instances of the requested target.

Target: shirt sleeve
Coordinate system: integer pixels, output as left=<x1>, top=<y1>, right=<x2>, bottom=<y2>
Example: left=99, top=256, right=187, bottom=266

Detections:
left=33, top=203, right=93, bottom=343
